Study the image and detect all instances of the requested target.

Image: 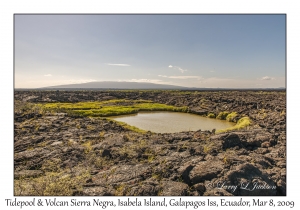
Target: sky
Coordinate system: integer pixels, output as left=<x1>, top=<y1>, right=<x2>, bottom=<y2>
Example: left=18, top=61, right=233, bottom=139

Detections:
left=15, top=14, right=286, bottom=88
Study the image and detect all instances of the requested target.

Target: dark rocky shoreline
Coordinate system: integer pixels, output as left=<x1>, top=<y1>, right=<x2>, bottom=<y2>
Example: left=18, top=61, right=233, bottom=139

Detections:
left=14, top=90, right=286, bottom=196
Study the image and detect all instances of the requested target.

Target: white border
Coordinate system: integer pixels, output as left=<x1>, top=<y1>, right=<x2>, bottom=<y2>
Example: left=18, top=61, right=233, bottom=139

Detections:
left=1, top=0, right=298, bottom=209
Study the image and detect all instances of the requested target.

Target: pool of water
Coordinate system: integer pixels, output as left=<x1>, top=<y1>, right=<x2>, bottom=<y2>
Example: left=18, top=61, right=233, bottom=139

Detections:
left=110, top=111, right=235, bottom=133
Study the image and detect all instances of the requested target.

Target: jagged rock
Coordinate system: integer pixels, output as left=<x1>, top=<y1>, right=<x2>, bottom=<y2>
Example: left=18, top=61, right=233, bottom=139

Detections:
left=189, top=108, right=208, bottom=115
left=177, top=163, right=194, bottom=184
left=224, top=163, right=277, bottom=196
left=51, top=141, right=63, bottom=146
left=246, top=134, right=270, bottom=147
left=14, top=90, right=286, bottom=196
left=193, top=183, right=206, bottom=194
left=189, top=160, right=224, bottom=184
left=101, top=149, right=112, bottom=158
left=129, top=184, right=159, bottom=196
left=160, top=181, right=189, bottom=196
left=222, top=133, right=243, bottom=149
left=276, top=179, right=286, bottom=195
left=92, top=164, right=150, bottom=185
left=14, top=170, right=43, bottom=179
left=83, top=187, right=113, bottom=196
left=204, top=188, right=233, bottom=196
left=276, top=160, right=286, bottom=168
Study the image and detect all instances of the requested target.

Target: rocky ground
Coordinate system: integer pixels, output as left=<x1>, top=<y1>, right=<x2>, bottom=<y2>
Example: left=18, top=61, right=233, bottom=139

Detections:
left=14, top=90, right=286, bottom=196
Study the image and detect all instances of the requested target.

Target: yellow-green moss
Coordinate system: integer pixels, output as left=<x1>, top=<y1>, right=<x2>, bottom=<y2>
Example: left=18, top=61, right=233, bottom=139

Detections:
left=82, top=141, right=93, bottom=154
left=41, top=100, right=188, bottom=117
left=216, top=111, right=230, bottom=120
left=207, top=113, right=216, bottom=118
left=226, top=112, right=237, bottom=122
left=216, top=117, right=251, bottom=133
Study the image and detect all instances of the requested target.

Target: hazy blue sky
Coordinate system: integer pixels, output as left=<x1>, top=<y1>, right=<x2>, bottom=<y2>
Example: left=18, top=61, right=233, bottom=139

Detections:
left=15, top=14, right=285, bottom=88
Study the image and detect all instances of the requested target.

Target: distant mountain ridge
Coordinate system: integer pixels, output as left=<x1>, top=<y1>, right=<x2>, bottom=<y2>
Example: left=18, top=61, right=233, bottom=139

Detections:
left=15, top=81, right=286, bottom=91
left=40, top=81, right=189, bottom=90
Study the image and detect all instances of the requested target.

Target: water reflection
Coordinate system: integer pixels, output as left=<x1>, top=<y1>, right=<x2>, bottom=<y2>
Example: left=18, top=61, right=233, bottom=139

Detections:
left=110, top=111, right=235, bottom=133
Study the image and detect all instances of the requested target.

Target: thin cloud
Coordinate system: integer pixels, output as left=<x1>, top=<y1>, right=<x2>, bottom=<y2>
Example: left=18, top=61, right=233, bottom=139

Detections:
left=44, top=74, right=52, bottom=77
left=168, top=65, right=187, bottom=73
left=260, top=76, right=275, bottom=80
left=106, top=63, right=130, bottom=66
